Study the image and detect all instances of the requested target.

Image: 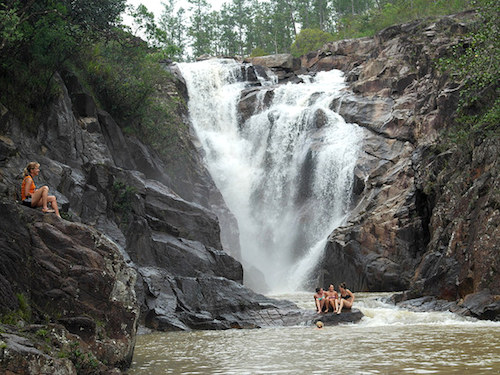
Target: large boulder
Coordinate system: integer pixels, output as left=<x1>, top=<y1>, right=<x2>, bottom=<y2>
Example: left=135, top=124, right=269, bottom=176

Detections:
left=245, top=54, right=300, bottom=71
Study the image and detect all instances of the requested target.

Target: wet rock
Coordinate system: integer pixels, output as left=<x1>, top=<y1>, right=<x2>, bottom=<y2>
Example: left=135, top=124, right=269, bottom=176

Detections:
left=0, top=331, right=77, bottom=375
left=304, top=309, right=364, bottom=326
left=305, top=12, right=499, bottom=312
left=238, top=87, right=275, bottom=123
left=245, top=54, right=301, bottom=83
left=460, top=289, right=500, bottom=321
left=245, top=54, right=300, bottom=71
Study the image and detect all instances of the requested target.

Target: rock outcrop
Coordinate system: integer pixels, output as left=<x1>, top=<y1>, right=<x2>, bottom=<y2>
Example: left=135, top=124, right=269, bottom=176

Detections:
left=0, top=201, right=138, bottom=374
left=309, top=12, right=499, bottom=320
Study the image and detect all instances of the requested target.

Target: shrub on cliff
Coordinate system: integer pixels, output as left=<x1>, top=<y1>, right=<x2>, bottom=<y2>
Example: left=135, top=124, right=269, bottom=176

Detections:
left=0, top=0, right=126, bottom=125
left=290, top=28, right=335, bottom=57
left=438, top=0, right=499, bottom=143
left=71, top=32, right=187, bottom=159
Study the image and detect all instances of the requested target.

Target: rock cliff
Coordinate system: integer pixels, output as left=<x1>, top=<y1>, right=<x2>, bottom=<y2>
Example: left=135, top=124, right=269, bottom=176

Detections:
left=308, top=12, right=499, bottom=321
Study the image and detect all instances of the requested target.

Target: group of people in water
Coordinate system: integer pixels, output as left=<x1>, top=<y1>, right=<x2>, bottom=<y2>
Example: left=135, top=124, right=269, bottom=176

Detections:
left=314, top=282, right=354, bottom=314
left=21, top=162, right=60, bottom=217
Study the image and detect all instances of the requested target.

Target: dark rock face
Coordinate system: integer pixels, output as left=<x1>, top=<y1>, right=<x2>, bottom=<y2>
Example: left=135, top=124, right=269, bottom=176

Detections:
left=0, top=201, right=138, bottom=373
left=244, top=54, right=301, bottom=83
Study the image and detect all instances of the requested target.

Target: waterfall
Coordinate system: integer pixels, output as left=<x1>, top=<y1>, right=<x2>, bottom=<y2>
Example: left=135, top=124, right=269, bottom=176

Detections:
left=178, top=59, right=364, bottom=293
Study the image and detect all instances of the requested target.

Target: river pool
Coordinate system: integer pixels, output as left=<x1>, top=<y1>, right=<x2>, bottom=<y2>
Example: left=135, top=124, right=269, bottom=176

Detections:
left=128, top=292, right=500, bottom=374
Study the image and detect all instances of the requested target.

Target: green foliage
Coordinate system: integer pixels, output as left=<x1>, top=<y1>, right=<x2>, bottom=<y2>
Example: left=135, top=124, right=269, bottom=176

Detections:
left=74, top=35, right=162, bottom=124
left=0, top=0, right=126, bottom=126
left=128, top=0, right=475, bottom=60
left=0, top=293, right=32, bottom=325
left=59, top=341, right=100, bottom=373
left=333, top=0, right=472, bottom=40
left=35, top=328, right=49, bottom=338
left=291, top=28, right=334, bottom=57
left=437, top=0, right=500, bottom=143
left=250, top=47, right=269, bottom=57
left=112, top=180, right=136, bottom=217
left=332, top=0, right=373, bottom=16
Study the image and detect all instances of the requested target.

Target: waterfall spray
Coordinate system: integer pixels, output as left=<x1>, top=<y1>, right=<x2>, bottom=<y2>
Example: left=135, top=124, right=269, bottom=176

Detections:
left=178, top=59, right=363, bottom=293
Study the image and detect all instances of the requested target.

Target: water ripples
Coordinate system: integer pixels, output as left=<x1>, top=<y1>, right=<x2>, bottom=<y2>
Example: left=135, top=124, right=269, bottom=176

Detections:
left=129, top=293, right=500, bottom=374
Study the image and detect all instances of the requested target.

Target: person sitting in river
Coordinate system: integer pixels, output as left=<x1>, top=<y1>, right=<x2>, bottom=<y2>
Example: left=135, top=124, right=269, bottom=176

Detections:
left=313, top=287, right=326, bottom=313
left=324, top=284, right=339, bottom=313
left=21, top=161, right=60, bottom=217
left=337, top=282, right=354, bottom=314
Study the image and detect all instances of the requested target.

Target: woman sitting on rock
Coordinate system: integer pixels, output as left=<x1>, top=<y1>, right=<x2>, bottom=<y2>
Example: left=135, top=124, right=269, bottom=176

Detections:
left=313, top=287, right=326, bottom=313
left=324, top=284, right=339, bottom=313
left=337, top=282, right=355, bottom=314
left=21, top=161, right=60, bottom=217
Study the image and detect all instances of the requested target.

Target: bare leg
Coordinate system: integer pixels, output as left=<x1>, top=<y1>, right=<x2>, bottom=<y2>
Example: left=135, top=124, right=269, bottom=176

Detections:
left=48, top=195, right=60, bottom=217
left=337, top=299, right=343, bottom=314
left=343, top=300, right=353, bottom=309
left=32, top=186, right=50, bottom=211
left=315, top=299, right=321, bottom=313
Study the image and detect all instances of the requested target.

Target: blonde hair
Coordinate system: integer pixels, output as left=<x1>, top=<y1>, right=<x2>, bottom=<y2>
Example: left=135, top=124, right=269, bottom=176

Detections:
left=315, top=321, right=324, bottom=328
left=23, top=162, right=39, bottom=176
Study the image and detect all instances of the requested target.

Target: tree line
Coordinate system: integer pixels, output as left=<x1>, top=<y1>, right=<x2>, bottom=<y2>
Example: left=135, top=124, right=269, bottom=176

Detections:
left=129, top=0, right=472, bottom=60
left=0, top=0, right=496, bottom=147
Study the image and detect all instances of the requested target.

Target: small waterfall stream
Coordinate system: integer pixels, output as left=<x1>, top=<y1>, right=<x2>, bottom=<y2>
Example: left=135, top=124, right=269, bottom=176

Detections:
left=178, top=59, right=364, bottom=293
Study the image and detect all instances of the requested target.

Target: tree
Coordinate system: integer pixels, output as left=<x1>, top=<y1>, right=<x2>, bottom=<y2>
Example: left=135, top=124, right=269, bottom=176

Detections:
left=187, top=0, right=212, bottom=57
left=0, top=0, right=126, bottom=122
left=290, top=28, right=334, bottom=57
left=129, top=4, right=157, bottom=43
left=332, top=0, right=373, bottom=16
left=157, top=0, right=186, bottom=60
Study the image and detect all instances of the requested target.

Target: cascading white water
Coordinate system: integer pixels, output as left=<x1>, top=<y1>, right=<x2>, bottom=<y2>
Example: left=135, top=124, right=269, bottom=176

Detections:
left=178, top=59, right=364, bottom=293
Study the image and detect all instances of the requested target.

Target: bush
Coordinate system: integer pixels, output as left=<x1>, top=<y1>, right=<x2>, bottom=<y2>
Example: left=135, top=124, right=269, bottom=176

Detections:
left=250, top=47, right=269, bottom=57
left=291, top=28, right=335, bottom=57
left=437, top=0, right=500, bottom=143
left=333, top=0, right=472, bottom=40
left=0, top=0, right=125, bottom=127
left=71, top=30, right=186, bottom=160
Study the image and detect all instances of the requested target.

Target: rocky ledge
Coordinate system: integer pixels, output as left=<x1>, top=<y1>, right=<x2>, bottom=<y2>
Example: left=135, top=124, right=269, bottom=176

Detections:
left=0, top=200, right=138, bottom=374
